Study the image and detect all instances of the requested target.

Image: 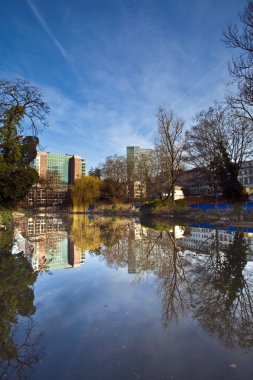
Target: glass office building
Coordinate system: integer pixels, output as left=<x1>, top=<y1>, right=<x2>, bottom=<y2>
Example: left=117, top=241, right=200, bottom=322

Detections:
left=28, top=151, right=86, bottom=206
left=33, top=151, right=86, bottom=184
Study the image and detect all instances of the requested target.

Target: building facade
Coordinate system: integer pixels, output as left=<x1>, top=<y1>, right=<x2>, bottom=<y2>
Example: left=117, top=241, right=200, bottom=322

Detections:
left=32, top=151, right=85, bottom=184
left=28, top=151, right=86, bottom=206
left=177, top=168, right=216, bottom=196
left=126, top=146, right=153, bottom=199
left=238, top=160, right=253, bottom=193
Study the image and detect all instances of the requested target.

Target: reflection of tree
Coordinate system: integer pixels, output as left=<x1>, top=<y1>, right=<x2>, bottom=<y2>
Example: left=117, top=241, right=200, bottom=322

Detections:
left=70, top=214, right=102, bottom=252
left=192, top=230, right=253, bottom=350
left=98, top=218, right=131, bottom=269
left=99, top=221, right=192, bottom=326
left=155, top=228, right=191, bottom=327
left=97, top=219, right=253, bottom=351
left=0, top=318, right=43, bottom=380
left=0, top=239, right=43, bottom=378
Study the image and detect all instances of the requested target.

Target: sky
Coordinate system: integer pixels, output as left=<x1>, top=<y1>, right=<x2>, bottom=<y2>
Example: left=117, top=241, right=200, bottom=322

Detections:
left=0, top=0, right=246, bottom=170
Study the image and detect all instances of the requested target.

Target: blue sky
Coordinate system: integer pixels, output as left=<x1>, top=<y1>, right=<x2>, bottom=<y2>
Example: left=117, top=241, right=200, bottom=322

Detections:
left=0, top=0, right=245, bottom=170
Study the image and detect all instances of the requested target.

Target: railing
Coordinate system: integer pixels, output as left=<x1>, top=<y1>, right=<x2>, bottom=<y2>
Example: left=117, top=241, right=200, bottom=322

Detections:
left=189, top=202, right=253, bottom=212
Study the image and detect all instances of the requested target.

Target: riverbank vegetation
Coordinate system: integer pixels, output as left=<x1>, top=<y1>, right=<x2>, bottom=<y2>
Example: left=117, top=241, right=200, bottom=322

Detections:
left=0, top=206, right=13, bottom=250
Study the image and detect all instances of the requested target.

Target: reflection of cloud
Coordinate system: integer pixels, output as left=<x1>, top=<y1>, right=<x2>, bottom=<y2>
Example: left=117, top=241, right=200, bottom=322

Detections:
left=173, top=226, right=185, bottom=240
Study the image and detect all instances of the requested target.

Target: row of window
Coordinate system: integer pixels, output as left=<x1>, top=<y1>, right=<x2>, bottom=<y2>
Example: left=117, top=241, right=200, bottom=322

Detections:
left=238, top=176, right=253, bottom=185
left=239, top=168, right=253, bottom=176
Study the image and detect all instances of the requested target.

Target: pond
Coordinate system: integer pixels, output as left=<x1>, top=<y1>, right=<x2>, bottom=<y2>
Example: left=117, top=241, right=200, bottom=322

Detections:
left=1, top=214, right=253, bottom=379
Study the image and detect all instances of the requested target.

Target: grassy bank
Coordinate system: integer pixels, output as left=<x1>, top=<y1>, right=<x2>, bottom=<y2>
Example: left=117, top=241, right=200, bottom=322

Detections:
left=0, top=206, right=14, bottom=250
left=139, top=199, right=247, bottom=224
left=140, top=199, right=205, bottom=221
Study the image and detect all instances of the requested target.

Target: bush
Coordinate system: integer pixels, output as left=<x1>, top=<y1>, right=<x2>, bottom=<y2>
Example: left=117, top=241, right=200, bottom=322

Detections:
left=140, top=199, right=188, bottom=214
left=0, top=206, right=13, bottom=251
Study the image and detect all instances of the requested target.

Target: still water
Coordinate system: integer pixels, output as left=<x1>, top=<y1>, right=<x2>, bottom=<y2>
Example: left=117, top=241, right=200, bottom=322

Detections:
left=1, top=214, right=253, bottom=379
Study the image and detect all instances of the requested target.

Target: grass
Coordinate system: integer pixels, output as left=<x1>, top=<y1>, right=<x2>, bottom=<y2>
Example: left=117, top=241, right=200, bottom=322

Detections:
left=140, top=199, right=189, bottom=215
left=0, top=206, right=14, bottom=251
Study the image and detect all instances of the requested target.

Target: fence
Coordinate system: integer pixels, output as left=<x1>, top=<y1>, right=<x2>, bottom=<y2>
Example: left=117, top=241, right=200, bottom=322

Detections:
left=189, top=202, right=253, bottom=212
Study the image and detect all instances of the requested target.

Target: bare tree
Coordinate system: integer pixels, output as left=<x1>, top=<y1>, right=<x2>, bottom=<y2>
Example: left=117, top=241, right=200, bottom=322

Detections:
left=135, top=148, right=174, bottom=200
left=186, top=103, right=253, bottom=198
left=0, top=78, right=49, bottom=134
left=222, top=1, right=253, bottom=122
left=156, top=108, right=186, bottom=204
left=100, top=155, right=127, bottom=184
left=100, top=155, right=128, bottom=203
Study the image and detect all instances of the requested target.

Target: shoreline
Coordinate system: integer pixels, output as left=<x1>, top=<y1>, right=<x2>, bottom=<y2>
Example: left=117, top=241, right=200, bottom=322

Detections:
left=12, top=205, right=253, bottom=228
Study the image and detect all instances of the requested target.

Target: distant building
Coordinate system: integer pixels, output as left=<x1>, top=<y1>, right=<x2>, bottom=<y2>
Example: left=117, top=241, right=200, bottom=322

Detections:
left=238, top=160, right=253, bottom=193
left=126, top=146, right=153, bottom=199
left=28, top=151, right=86, bottom=206
left=173, top=186, right=184, bottom=200
left=178, top=161, right=253, bottom=197
left=177, top=168, right=215, bottom=196
left=32, top=151, right=85, bottom=184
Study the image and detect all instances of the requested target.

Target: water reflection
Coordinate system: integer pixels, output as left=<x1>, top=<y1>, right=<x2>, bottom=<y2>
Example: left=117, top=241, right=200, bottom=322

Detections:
left=97, top=218, right=253, bottom=350
left=190, top=229, right=253, bottom=351
left=16, top=215, right=86, bottom=271
left=10, top=215, right=253, bottom=361
left=0, top=228, right=43, bottom=379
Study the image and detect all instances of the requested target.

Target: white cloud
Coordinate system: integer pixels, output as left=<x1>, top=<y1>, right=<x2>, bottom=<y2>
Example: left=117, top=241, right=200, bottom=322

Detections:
left=26, top=0, right=68, bottom=59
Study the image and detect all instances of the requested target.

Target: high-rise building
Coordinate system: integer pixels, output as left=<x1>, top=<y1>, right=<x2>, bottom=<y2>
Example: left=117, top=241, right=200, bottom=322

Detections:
left=28, top=151, right=86, bottom=206
left=126, top=146, right=152, bottom=176
left=32, top=151, right=86, bottom=184
left=126, top=146, right=153, bottom=199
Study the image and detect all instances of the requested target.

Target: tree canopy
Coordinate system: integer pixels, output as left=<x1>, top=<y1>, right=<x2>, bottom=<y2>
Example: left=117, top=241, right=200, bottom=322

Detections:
left=223, top=1, right=253, bottom=122
left=186, top=104, right=252, bottom=199
left=71, top=175, right=101, bottom=212
left=0, top=79, right=49, bottom=205
left=0, top=78, right=49, bottom=133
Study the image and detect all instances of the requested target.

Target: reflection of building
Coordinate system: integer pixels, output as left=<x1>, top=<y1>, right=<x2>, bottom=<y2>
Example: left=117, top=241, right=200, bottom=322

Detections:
left=126, top=222, right=253, bottom=275
left=179, top=224, right=253, bottom=260
left=127, top=146, right=153, bottom=199
left=127, top=221, right=159, bottom=274
left=21, top=216, right=86, bottom=271
left=28, top=152, right=86, bottom=206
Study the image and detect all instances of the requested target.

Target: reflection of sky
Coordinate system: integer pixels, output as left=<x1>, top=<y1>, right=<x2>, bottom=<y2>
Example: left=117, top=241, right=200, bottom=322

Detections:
left=12, top=216, right=253, bottom=378
left=30, top=252, right=253, bottom=380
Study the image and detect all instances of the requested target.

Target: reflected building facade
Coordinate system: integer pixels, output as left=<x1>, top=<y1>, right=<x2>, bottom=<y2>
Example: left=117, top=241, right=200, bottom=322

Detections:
left=179, top=224, right=253, bottom=259
left=121, top=221, right=253, bottom=275
left=20, top=216, right=86, bottom=271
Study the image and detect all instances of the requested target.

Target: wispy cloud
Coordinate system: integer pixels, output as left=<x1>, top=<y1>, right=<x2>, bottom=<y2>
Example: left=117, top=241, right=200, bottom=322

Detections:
left=4, top=0, right=238, bottom=170
left=26, top=0, right=68, bottom=59
left=38, top=85, right=155, bottom=169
